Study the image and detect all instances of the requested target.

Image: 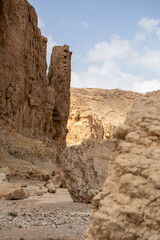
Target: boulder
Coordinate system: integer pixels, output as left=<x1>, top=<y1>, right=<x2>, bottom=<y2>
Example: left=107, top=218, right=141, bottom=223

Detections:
left=46, top=182, right=56, bottom=194
left=0, top=182, right=28, bottom=200
left=61, top=139, right=116, bottom=203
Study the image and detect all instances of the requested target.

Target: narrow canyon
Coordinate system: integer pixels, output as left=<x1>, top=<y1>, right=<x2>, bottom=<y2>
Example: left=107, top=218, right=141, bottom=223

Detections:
left=0, top=0, right=160, bottom=240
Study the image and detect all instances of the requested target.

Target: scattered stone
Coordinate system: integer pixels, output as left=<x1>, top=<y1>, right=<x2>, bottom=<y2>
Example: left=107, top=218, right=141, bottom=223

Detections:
left=0, top=203, right=91, bottom=239
left=46, top=182, right=56, bottom=194
left=48, top=169, right=66, bottom=188
left=37, top=192, right=44, bottom=196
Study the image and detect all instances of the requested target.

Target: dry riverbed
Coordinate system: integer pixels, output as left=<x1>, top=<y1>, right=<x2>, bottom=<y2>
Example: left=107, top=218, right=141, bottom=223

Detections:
left=0, top=189, right=91, bottom=240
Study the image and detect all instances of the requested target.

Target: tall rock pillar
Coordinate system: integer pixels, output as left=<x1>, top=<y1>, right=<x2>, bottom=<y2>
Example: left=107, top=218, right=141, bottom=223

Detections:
left=48, top=45, right=72, bottom=145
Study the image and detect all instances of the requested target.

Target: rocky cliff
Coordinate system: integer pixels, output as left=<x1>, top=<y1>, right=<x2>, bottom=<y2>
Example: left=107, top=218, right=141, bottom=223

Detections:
left=0, top=0, right=71, bottom=180
left=0, top=0, right=71, bottom=145
left=86, top=91, right=160, bottom=240
left=63, top=89, right=140, bottom=202
left=67, top=88, right=141, bottom=145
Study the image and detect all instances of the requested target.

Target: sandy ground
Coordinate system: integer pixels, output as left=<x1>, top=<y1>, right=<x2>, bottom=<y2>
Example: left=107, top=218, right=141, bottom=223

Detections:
left=0, top=189, right=91, bottom=240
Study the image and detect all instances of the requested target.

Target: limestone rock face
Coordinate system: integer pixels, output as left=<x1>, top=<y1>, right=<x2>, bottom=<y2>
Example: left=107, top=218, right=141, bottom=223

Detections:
left=67, top=88, right=141, bottom=145
left=61, top=139, right=116, bottom=203
left=86, top=91, right=160, bottom=240
left=0, top=0, right=71, bottom=145
left=0, top=0, right=71, bottom=180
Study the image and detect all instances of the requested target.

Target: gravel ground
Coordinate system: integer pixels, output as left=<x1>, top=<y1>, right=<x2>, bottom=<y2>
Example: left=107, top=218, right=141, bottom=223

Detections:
left=0, top=189, right=91, bottom=240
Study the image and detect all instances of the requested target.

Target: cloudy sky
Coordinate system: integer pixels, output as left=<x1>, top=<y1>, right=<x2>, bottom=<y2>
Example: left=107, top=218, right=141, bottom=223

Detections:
left=28, top=0, right=160, bottom=93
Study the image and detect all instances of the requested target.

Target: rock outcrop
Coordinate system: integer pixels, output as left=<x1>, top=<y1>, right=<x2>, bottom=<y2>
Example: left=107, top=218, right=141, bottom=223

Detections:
left=86, top=91, right=160, bottom=240
left=67, top=88, right=141, bottom=145
left=0, top=0, right=71, bottom=181
left=61, top=139, right=116, bottom=203
left=48, top=45, right=71, bottom=143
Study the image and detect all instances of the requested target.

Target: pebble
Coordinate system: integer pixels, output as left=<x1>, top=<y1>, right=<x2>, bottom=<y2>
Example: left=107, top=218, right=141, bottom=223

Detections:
left=0, top=208, right=90, bottom=235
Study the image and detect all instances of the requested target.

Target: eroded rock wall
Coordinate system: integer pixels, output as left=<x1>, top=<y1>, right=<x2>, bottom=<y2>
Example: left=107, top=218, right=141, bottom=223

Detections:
left=0, top=0, right=71, bottom=145
left=66, top=107, right=104, bottom=145
left=67, top=88, right=141, bottom=145
left=0, top=0, right=71, bottom=180
left=86, top=91, right=160, bottom=240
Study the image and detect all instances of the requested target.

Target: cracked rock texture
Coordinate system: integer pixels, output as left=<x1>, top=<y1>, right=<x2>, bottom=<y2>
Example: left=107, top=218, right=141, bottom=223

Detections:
left=86, top=91, right=160, bottom=240
left=0, top=0, right=71, bottom=180
left=67, top=88, right=140, bottom=145
left=0, top=0, right=71, bottom=144
left=61, top=139, right=116, bottom=203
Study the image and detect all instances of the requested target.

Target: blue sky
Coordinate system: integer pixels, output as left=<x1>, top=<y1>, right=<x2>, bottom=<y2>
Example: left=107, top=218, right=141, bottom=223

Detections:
left=28, top=0, right=160, bottom=93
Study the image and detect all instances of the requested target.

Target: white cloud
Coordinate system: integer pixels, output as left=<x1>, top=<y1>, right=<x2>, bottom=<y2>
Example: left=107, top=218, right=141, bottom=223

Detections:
left=71, top=60, right=160, bottom=93
left=134, top=32, right=146, bottom=42
left=133, top=79, right=160, bottom=93
left=71, top=60, right=145, bottom=92
left=139, top=17, right=159, bottom=33
left=87, top=36, right=132, bottom=62
left=47, top=35, right=57, bottom=56
left=46, top=35, right=57, bottom=67
left=71, top=26, right=160, bottom=94
left=130, top=48, right=160, bottom=74
left=38, top=16, right=45, bottom=29
left=80, top=21, right=90, bottom=28
left=138, top=17, right=160, bottom=40
left=156, top=28, right=160, bottom=39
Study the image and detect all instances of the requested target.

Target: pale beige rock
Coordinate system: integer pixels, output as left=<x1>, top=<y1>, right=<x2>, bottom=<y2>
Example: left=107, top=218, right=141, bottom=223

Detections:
left=86, top=91, right=160, bottom=240
left=0, top=173, right=7, bottom=183
left=67, top=88, right=141, bottom=145
left=46, top=182, right=56, bottom=193
left=51, top=169, right=66, bottom=188
left=61, top=139, right=116, bottom=203
left=113, top=124, right=129, bottom=139
left=0, top=167, right=11, bottom=182
left=125, top=131, right=140, bottom=142
left=0, top=182, right=28, bottom=200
